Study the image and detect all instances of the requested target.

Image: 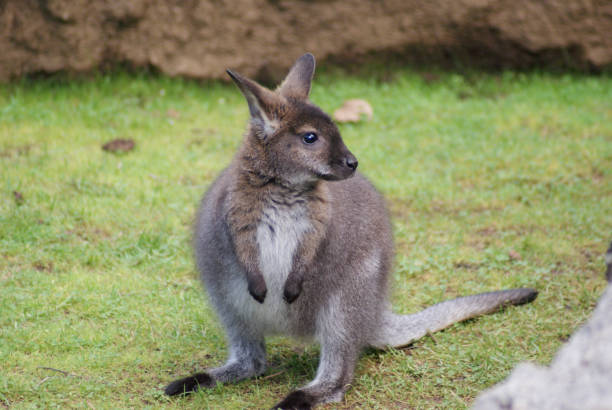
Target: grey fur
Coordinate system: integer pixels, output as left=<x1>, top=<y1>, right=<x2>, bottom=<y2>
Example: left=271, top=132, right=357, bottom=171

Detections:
left=165, top=54, right=538, bottom=408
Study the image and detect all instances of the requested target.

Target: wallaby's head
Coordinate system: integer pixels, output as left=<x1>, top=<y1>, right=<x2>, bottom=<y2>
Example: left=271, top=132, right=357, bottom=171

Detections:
left=227, top=53, right=357, bottom=186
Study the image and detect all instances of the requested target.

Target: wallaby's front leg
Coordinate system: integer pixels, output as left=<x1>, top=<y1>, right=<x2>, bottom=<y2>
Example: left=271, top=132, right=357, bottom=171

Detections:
left=283, top=241, right=316, bottom=303
left=283, top=269, right=304, bottom=304
left=165, top=328, right=266, bottom=396
left=283, top=199, right=329, bottom=304
left=245, top=268, right=267, bottom=303
left=228, top=219, right=267, bottom=303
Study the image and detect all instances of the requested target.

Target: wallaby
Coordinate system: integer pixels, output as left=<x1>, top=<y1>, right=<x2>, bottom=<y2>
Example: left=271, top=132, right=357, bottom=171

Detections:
left=164, top=53, right=538, bottom=409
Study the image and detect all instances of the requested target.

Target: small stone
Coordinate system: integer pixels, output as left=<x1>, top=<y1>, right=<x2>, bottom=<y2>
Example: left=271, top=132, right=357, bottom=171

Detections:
left=333, top=99, right=373, bottom=123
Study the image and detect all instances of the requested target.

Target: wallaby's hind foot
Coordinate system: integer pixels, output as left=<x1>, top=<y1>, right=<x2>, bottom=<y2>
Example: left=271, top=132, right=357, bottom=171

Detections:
left=165, top=328, right=267, bottom=396
left=273, top=390, right=316, bottom=409
left=372, top=288, right=538, bottom=349
left=164, top=356, right=266, bottom=397
left=164, top=373, right=214, bottom=396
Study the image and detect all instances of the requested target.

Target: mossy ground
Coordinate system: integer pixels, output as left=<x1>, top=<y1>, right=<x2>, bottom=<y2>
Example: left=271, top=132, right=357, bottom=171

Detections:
left=1, top=68, right=610, bottom=408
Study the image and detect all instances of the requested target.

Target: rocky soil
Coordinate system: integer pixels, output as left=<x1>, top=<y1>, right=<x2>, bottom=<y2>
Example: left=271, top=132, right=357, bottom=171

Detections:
left=1, top=0, right=610, bottom=82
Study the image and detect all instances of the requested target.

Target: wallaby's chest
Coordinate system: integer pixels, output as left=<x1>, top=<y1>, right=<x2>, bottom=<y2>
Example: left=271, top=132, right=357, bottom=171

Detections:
left=228, top=198, right=311, bottom=335
left=256, top=201, right=310, bottom=282
left=257, top=200, right=310, bottom=270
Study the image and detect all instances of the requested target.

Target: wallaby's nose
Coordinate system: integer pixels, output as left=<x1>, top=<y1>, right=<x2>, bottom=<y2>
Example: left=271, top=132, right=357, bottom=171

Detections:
left=345, top=155, right=358, bottom=170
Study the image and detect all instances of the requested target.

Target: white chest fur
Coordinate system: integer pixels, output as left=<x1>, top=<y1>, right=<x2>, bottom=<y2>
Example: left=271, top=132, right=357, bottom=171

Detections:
left=257, top=203, right=310, bottom=288
left=230, top=201, right=311, bottom=335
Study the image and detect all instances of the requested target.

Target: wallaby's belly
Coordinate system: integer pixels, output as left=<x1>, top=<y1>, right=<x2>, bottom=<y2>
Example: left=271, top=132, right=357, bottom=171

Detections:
left=224, top=272, right=292, bottom=335
left=225, top=202, right=311, bottom=336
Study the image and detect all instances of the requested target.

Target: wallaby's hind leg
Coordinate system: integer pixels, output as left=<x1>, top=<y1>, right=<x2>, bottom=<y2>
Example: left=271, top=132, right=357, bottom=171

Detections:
left=165, top=327, right=266, bottom=396
left=273, top=323, right=361, bottom=409
left=273, top=343, right=359, bottom=409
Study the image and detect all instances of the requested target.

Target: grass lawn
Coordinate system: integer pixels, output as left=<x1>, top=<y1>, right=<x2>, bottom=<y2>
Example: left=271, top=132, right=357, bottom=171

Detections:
left=1, top=67, right=610, bottom=409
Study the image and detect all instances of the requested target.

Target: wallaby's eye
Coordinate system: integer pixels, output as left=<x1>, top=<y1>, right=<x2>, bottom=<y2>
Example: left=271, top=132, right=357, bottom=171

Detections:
left=302, top=132, right=318, bottom=144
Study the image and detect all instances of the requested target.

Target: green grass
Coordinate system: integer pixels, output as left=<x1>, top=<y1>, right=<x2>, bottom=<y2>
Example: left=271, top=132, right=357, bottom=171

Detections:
left=1, top=67, right=610, bottom=409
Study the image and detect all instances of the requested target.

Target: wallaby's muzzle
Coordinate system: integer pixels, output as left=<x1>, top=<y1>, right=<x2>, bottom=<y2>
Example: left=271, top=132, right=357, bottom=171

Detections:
left=323, top=151, right=358, bottom=181
left=345, top=154, right=358, bottom=171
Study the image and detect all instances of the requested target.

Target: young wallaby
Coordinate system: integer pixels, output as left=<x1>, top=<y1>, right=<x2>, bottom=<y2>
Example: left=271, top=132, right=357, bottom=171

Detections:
left=164, top=53, right=538, bottom=409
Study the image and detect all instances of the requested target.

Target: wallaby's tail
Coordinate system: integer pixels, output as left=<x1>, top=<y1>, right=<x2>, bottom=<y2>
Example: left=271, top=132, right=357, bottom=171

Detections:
left=370, top=288, right=538, bottom=349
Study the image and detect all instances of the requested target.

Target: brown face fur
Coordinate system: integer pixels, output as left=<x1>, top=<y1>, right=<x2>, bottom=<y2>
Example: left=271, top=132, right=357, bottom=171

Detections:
left=227, top=55, right=357, bottom=188
left=260, top=98, right=357, bottom=184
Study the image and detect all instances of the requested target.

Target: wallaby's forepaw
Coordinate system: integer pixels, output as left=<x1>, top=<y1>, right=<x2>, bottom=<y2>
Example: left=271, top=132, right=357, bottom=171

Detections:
left=283, top=279, right=303, bottom=304
left=273, top=390, right=315, bottom=410
left=164, top=372, right=215, bottom=396
left=248, top=276, right=267, bottom=303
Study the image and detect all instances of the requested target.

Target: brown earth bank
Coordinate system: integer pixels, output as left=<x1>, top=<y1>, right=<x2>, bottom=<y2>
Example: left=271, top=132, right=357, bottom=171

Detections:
left=1, top=0, right=611, bottom=82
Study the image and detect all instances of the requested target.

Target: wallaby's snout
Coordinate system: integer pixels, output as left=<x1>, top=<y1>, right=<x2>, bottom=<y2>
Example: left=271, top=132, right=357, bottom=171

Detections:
left=326, top=148, right=357, bottom=180
left=316, top=137, right=358, bottom=181
left=346, top=155, right=358, bottom=170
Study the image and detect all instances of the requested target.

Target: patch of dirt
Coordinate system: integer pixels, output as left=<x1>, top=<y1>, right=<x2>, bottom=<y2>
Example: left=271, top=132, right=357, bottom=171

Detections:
left=457, top=91, right=473, bottom=100
left=508, top=249, right=521, bottom=261
left=421, top=72, right=441, bottom=84
left=1, top=0, right=610, bottom=82
left=33, top=261, right=54, bottom=272
left=550, top=262, right=565, bottom=276
left=102, top=138, right=135, bottom=153
left=388, top=198, right=415, bottom=220
left=66, top=224, right=111, bottom=243
left=581, top=248, right=596, bottom=263
left=454, top=261, right=481, bottom=271
left=476, top=226, right=498, bottom=237
left=0, top=144, right=33, bottom=158
left=12, top=191, right=24, bottom=205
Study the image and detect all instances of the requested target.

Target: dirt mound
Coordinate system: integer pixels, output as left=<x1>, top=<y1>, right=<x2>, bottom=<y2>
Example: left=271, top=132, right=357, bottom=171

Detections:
left=1, top=0, right=610, bottom=82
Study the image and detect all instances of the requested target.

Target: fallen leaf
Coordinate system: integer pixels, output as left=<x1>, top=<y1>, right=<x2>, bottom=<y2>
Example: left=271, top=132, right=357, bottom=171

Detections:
left=102, top=139, right=135, bottom=153
left=333, top=99, right=373, bottom=123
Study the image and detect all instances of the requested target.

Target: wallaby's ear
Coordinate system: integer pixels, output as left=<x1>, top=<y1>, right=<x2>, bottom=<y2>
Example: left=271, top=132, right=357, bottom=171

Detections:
left=277, top=53, right=315, bottom=100
left=227, top=69, right=280, bottom=138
